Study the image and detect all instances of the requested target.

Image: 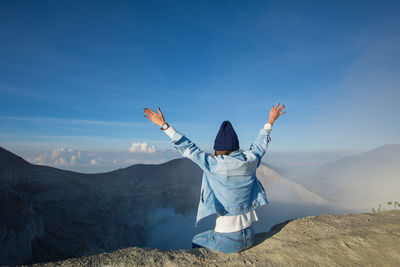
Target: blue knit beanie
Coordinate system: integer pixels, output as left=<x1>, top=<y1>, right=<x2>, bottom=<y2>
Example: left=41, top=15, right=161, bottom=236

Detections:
left=213, top=120, right=239, bottom=151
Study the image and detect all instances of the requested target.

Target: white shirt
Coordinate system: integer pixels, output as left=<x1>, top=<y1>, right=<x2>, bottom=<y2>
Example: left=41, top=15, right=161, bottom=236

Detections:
left=215, top=209, right=259, bottom=233
left=163, top=122, right=272, bottom=233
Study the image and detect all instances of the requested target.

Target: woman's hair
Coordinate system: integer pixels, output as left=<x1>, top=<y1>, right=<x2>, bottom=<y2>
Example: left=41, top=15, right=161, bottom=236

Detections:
left=214, top=150, right=235, bottom=156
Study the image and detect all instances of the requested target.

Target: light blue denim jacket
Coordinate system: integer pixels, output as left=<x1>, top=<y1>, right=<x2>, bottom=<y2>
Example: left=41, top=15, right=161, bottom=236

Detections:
left=170, top=126, right=271, bottom=226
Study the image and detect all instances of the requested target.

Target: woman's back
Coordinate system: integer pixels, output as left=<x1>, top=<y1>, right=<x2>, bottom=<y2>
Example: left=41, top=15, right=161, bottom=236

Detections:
left=211, top=150, right=261, bottom=177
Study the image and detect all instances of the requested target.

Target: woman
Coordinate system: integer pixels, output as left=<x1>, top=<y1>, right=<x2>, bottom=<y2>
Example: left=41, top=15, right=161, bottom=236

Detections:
left=144, top=103, right=286, bottom=253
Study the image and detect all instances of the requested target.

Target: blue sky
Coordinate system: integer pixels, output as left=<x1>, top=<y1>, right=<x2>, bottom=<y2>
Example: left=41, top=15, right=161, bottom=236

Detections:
left=1, top=0, right=400, bottom=166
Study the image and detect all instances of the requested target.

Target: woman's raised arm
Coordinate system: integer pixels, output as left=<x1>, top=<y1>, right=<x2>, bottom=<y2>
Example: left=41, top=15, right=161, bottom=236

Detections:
left=143, top=107, right=218, bottom=173
left=249, top=103, right=286, bottom=161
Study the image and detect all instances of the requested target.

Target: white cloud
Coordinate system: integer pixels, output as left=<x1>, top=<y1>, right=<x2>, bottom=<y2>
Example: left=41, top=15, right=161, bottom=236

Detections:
left=71, top=155, right=77, bottom=165
left=28, top=156, right=45, bottom=165
left=129, top=142, right=157, bottom=153
left=28, top=147, right=84, bottom=167
left=51, top=147, right=64, bottom=159
left=58, top=157, right=66, bottom=165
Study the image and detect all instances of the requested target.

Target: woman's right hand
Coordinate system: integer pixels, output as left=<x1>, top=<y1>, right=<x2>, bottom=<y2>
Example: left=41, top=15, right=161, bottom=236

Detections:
left=268, top=103, right=286, bottom=125
left=144, top=107, right=166, bottom=127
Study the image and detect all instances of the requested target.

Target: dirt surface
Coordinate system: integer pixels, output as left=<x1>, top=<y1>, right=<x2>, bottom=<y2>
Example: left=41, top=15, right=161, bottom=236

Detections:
left=27, top=210, right=400, bottom=267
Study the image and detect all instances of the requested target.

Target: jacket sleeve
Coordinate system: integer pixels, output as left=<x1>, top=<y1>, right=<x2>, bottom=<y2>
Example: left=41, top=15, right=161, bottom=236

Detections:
left=249, top=125, right=272, bottom=165
left=170, top=131, right=217, bottom=173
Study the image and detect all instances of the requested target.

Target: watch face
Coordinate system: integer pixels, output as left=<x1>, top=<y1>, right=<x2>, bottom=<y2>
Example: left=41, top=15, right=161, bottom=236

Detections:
left=162, top=124, right=168, bottom=129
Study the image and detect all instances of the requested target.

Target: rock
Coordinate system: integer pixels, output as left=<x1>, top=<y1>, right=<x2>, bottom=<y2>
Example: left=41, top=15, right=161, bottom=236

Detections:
left=27, top=210, right=400, bottom=267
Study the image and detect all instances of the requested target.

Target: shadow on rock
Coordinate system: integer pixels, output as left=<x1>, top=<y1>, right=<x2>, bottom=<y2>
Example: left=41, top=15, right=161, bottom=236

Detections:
left=253, top=219, right=294, bottom=247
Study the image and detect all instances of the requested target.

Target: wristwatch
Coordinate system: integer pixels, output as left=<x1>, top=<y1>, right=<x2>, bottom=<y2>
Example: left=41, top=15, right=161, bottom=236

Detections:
left=160, top=123, right=169, bottom=130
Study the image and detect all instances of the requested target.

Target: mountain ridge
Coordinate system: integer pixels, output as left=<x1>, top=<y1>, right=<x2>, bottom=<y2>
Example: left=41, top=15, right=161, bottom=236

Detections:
left=0, top=146, right=326, bottom=204
left=0, top=146, right=328, bottom=265
left=0, top=146, right=31, bottom=167
left=319, top=143, right=400, bottom=170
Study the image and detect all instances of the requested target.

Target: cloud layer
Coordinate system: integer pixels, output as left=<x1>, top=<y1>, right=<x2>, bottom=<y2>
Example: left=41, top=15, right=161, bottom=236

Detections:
left=28, top=147, right=103, bottom=167
left=24, top=147, right=180, bottom=173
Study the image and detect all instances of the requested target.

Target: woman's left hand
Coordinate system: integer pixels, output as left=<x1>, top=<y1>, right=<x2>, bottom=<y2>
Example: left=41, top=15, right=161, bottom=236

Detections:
left=144, top=107, right=166, bottom=127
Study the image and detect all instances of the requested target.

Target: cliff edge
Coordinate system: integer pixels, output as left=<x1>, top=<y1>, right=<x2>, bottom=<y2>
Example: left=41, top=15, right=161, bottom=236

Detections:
left=28, top=210, right=400, bottom=267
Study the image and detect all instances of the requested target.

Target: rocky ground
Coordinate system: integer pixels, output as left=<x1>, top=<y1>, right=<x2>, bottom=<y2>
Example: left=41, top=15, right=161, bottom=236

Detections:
left=27, top=210, right=400, bottom=267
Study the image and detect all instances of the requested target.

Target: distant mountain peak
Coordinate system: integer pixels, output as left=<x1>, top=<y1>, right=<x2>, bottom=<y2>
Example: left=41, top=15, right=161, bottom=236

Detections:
left=0, top=146, right=31, bottom=167
left=368, top=144, right=400, bottom=153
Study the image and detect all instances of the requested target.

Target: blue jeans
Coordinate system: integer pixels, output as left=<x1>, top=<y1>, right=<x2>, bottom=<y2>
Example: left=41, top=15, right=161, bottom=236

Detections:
left=191, top=226, right=255, bottom=253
